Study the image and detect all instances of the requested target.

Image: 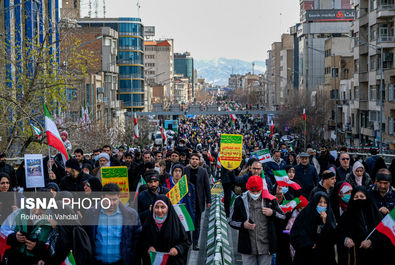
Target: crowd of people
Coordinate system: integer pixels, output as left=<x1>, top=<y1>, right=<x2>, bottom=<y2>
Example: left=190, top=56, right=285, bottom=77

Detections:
left=0, top=111, right=394, bottom=265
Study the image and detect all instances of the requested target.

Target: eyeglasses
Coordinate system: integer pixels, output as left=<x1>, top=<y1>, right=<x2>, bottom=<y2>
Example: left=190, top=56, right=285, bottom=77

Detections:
left=252, top=168, right=262, bottom=170
left=0, top=182, right=9, bottom=185
left=341, top=158, right=350, bottom=161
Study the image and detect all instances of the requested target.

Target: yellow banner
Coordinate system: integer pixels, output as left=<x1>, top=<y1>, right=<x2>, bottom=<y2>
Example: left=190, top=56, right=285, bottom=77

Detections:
left=167, top=175, right=189, bottom=205
left=220, top=134, right=243, bottom=170
left=101, top=166, right=130, bottom=204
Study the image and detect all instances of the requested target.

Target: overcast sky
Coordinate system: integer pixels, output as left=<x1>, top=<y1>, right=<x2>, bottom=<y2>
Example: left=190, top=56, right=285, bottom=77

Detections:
left=81, top=0, right=300, bottom=62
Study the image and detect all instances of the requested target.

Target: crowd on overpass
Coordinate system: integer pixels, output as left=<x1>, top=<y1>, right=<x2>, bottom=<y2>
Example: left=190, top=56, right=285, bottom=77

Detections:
left=0, top=110, right=394, bottom=265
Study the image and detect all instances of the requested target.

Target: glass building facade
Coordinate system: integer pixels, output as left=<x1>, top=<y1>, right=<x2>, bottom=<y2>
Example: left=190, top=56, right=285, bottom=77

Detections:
left=78, top=18, right=144, bottom=110
left=174, top=53, right=194, bottom=96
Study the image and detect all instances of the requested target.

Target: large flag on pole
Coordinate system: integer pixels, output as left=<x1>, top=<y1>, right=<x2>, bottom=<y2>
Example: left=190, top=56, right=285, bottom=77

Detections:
left=270, top=120, right=274, bottom=137
left=173, top=204, right=195, bottom=231
left=150, top=251, right=169, bottom=265
left=134, top=113, right=139, bottom=139
left=44, top=105, right=69, bottom=160
left=273, top=170, right=301, bottom=190
left=376, top=208, right=395, bottom=246
left=303, top=108, right=306, bottom=135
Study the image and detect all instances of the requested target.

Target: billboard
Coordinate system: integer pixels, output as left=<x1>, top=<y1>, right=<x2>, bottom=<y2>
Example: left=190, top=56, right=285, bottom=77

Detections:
left=144, top=26, right=155, bottom=37
left=305, top=9, right=355, bottom=22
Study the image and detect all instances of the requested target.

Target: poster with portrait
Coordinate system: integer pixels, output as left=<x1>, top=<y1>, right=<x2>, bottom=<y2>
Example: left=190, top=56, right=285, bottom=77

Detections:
left=24, top=154, right=45, bottom=188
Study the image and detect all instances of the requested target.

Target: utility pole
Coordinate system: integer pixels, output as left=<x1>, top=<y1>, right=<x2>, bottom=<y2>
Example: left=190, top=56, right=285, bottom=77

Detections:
left=379, top=46, right=384, bottom=153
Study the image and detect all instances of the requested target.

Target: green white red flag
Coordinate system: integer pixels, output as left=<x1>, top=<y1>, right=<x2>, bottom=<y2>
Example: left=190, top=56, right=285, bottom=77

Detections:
left=134, top=176, right=146, bottom=201
left=173, top=204, right=195, bottom=231
left=376, top=208, right=395, bottom=246
left=134, top=113, right=139, bottom=139
left=270, top=120, right=274, bottom=137
left=160, top=127, right=166, bottom=141
left=150, top=251, right=169, bottom=265
left=273, top=170, right=301, bottom=190
left=251, top=149, right=272, bottom=163
left=261, top=177, right=277, bottom=200
left=44, top=105, right=69, bottom=160
left=61, top=251, right=76, bottom=265
left=280, top=198, right=301, bottom=214
left=31, top=122, right=41, bottom=138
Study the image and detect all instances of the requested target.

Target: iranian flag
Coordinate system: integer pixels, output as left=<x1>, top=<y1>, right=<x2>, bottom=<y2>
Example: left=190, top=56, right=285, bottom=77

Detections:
left=134, top=176, right=146, bottom=201
left=303, top=108, right=306, bottom=135
left=0, top=232, right=10, bottom=262
left=134, top=113, right=139, bottom=139
left=160, top=127, right=166, bottom=141
left=261, top=177, right=277, bottom=201
left=150, top=251, right=169, bottom=265
left=31, top=122, right=41, bottom=139
left=251, top=149, right=272, bottom=163
left=376, top=208, right=395, bottom=246
left=61, top=251, right=76, bottom=265
left=173, top=204, right=195, bottom=231
left=44, top=105, right=69, bottom=160
left=273, top=170, right=301, bottom=190
left=280, top=198, right=301, bottom=214
left=270, top=120, right=274, bottom=137
left=217, top=152, right=221, bottom=169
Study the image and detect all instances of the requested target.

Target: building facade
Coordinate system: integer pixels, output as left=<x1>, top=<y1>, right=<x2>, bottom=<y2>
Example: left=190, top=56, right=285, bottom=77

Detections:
left=78, top=17, right=145, bottom=111
left=174, top=52, right=195, bottom=99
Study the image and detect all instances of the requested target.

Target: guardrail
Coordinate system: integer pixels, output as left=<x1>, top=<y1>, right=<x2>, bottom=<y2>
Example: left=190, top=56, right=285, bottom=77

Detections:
left=206, top=194, right=233, bottom=265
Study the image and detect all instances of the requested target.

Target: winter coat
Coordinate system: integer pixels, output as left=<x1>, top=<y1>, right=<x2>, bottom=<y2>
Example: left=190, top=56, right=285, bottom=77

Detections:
left=294, top=164, right=319, bottom=198
left=368, top=185, right=395, bottom=212
left=228, top=191, right=285, bottom=254
left=264, top=159, right=287, bottom=185
left=137, top=186, right=170, bottom=225
left=183, top=166, right=212, bottom=212
left=59, top=172, right=90, bottom=192
left=345, top=172, right=372, bottom=189
left=83, top=202, right=142, bottom=265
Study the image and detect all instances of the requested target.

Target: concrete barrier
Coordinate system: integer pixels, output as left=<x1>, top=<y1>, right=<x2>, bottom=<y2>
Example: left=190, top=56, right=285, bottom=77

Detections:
left=205, top=194, right=233, bottom=265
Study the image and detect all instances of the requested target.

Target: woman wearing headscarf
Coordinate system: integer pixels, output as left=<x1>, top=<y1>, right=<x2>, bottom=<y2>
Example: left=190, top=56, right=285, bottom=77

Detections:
left=141, top=195, right=190, bottom=265
left=330, top=181, right=353, bottom=220
left=336, top=186, right=387, bottom=265
left=290, top=192, right=337, bottom=265
left=345, top=161, right=372, bottom=189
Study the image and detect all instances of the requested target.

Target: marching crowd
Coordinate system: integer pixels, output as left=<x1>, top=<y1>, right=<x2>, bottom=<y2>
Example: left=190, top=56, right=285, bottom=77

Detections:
left=0, top=112, right=394, bottom=265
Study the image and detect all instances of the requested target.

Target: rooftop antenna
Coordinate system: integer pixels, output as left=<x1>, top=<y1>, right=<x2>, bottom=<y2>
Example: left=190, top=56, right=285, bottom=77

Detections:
left=88, top=0, right=92, bottom=17
left=137, top=0, right=141, bottom=18
left=103, top=0, right=106, bottom=18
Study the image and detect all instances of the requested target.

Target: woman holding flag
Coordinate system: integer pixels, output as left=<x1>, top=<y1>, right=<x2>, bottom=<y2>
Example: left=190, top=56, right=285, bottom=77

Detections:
left=336, top=187, right=390, bottom=265
left=141, top=195, right=190, bottom=265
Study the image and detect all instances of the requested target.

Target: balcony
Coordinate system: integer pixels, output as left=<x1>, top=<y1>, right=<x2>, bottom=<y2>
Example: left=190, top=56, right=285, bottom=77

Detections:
left=377, top=3, right=395, bottom=18
left=359, top=99, right=369, bottom=110
left=359, top=45, right=368, bottom=54
left=378, top=34, right=395, bottom=42
left=359, top=72, right=369, bottom=82
left=360, top=14, right=369, bottom=26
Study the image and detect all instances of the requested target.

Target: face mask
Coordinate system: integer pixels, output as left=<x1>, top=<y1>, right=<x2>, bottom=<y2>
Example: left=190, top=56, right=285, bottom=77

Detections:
left=316, top=206, right=327, bottom=214
left=341, top=194, right=351, bottom=203
left=281, top=187, right=289, bottom=194
left=248, top=191, right=262, bottom=200
left=154, top=167, right=160, bottom=173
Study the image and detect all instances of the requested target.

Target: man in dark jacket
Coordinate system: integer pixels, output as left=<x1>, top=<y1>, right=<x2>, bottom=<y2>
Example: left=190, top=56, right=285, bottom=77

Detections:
left=317, top=146, right=335, bottom=174
left=60, top=159, right=90, bottom=192
left=264, top=150, right=287, bottom=186
left=183, top=152, right=211, bottom=250
left=229, top=175, right=285, bottom=265
left=83, top=183, right=141, bottom=265
left=137, top=170, right=169, bottom=225
left=336, top=152, right=352, bottom=182
left=369, top=169, right=395, bottom=215
left=309, top=170, right=336, bottom=200
left=294, top=152, right=319, bottom=198
left=0, top=153, right=16, bottom=188
left=232, top=161, right=273, bottom=193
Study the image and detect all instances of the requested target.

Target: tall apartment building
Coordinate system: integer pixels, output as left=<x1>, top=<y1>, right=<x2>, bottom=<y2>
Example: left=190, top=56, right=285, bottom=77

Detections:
left=78, top=18, right=145, bottom=112
left=264, top=50, right=273, bottom=107
left=270, top=42, right=282, bottom=108
left=144, top=39, right=174, bottom=104
left=298, top=0, right=354, bottom=91
left=279, top=34, right=295, bottom=104
left=352, top=0, right=395, bottom=149
left=174, top=52, right=195, bottom=99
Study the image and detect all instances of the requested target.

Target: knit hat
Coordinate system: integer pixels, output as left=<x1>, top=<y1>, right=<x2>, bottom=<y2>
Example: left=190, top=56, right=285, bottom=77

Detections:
left=246, top=175, right=263, bottom=192
left=376, top=173, right=392, bottom=183
left=47, top=182, right=60, bottom=192
left=171, top=163, right=184, bottom=176
left=97, top=152, right=110, bottom=161
left=65, top=158, right=80, bottom=171
left=296, top=195, right=308, bottom=209
left=145, top=169, right=160, bottom=182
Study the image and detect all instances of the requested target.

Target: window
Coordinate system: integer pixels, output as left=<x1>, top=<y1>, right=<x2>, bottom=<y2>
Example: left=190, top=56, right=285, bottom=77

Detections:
left=104, top=37, right=111, bottom=46
left=370, top=0, right=377, bottom=10
left=370, top=26, right=376, bottom=41
left=389, top=84, right=395, bottom=101
left=354, top=86, right=359, bottom=100
left=352, top=113, right=355, bottom=127
left=370, top=85, right=377, bottom=100
left=390, top=117, right=395, bottom=136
